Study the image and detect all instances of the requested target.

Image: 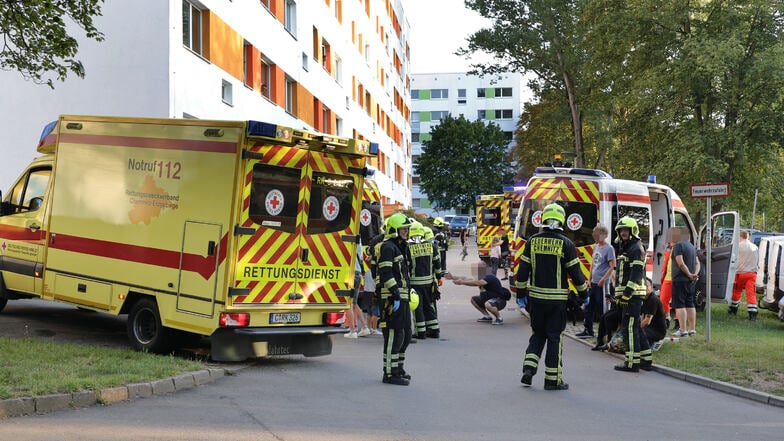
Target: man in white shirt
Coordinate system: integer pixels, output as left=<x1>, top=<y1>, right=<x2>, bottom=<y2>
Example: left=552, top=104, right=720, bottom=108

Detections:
left=729, top=230, right=759, bottom=320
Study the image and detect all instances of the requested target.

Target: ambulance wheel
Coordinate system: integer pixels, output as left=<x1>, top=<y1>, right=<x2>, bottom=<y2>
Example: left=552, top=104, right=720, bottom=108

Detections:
left=127, top=298, right=173, bottom=353
left=0, top=277, right=8, bottom=313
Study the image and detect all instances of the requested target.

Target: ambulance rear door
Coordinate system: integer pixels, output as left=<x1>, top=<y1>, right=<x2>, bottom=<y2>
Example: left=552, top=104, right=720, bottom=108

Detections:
left=232, top=132, right=362, bottom=323
left=697, top=211, right=739, bottom=304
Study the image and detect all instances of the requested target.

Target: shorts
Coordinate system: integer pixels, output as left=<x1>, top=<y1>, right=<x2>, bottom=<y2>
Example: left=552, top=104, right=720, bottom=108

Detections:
left=487, top=298, right=507, bottom=310
left=358, top=291, right=373, bottom=311
left=671, top=280, right=695, bottom=309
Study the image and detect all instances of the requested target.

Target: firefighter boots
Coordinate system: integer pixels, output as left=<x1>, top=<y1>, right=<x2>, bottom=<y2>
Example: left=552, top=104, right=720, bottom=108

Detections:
left=382, top=375, right=409, bottom=386
left=543, top=381, right=569, bottom=391
left=749, top=311, right=758, bottom=321
left=728, top=305, right=738, bottom=315
left=520, top=369, right=534, bottom=386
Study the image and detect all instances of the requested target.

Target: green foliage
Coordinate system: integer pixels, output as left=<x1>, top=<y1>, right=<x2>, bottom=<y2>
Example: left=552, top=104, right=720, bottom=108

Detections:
left=0, top=0, right=105, bottom=88
left=416, top=115, right=514, bottom=212
left=462, top=0, right=590, bottom=167
left=468, top=0, right=784, bottom=228
left=0, top=337, right=203, bottom=399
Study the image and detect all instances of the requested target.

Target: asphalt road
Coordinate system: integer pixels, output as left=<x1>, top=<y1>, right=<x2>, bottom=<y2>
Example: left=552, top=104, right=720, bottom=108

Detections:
left=1, top=243, right=783, bottom=440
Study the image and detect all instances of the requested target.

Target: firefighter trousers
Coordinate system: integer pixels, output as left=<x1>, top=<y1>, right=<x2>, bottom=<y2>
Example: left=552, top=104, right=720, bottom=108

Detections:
left=523, top=298, right=567, bottom=386
left=621, top=297, right=652, bottom=368
left=412, top=284, right=439, bottom=337
left=381, top=299, right=412, bottom=377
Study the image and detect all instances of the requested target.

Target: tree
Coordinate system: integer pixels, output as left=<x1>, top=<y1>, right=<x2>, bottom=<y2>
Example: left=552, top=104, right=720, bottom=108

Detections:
left=461, top=0, right=589, bottom=167
left=0, top=0, right=105, bottom=88
left=416, top=115, right=514, bottom=212
left=583, top=0, right=784, bottom=222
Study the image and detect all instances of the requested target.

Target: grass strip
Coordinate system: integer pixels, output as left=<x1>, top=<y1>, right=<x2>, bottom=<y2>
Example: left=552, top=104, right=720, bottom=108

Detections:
left=654, top=302, right=784, bottom=397
left=0, top=337, right=204, bottom=399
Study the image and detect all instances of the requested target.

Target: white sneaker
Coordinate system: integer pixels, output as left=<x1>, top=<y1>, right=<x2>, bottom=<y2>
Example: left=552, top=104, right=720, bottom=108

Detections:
left=343, top=331, right=358, bottom=339
left=357, top=328, right=371, bottom=337
left=651, top=340, right=664, bottom=352
left=372, top=329, right=383, bottom=335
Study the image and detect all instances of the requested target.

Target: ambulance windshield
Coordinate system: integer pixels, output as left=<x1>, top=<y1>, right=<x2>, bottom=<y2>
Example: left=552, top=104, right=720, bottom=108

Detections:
left=518, top=199, right=598, bottom=247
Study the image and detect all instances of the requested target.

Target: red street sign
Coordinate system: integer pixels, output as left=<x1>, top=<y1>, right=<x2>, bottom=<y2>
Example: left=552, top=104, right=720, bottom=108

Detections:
left=690, top=182, right=730, bottom=198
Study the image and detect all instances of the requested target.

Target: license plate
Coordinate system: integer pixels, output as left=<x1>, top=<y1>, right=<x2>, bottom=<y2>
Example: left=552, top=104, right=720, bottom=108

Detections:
left=269, top=312, right=301, bottom=324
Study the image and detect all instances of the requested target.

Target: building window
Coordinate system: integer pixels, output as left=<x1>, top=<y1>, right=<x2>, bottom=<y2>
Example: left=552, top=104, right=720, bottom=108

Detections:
left=431, top=89, right=448, bottom=99
left=495, top=87, right=513, bottom=97
left=260, top=0, right=270, bottom=9
left=477, top=88, right=486, bottom=98
left=260, top=56, right=271, bottom=99
left=500, top=109, right=513, bottom=119
left=458, top=88, right=466, bottom=104
left=503, top=131, right=514, bottom=141
left=412, top=132, right=420, bottom=143
left=364, top=44, right=370, bottom=64
left=336, top=116, right=343, bottom=136
left=243, top=41, right=252, bottom=87
left=285, top=77, right=296, bottom=114
left=222, top=80, right=233, bottom=106
left=321, top=38, right=331, bottom=72
left=411, top=89, right=420, bottom=100
left=322, top=105, right=331, bottom=133
left=478, top=110, right=486, bottom=119
left=182, top=0, right=203, bottom=55
left=302, top=52, right=309, bottom=71
left=335, top=55, right=343, bottom=84
left=411, top=112, right=419, bottom=122
left=431, top=110, right=448, bottom=120
left=285, top=0, right=297, bottom=36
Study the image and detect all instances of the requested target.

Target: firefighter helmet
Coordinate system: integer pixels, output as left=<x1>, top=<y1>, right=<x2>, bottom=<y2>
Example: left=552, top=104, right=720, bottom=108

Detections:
left=409, top=221, right=425, bottom=238
left=423, top=226, right=435, bottom=241
left=615, top=216, right=639, bottom=239
left=433, top=217, right=446, bottom=227
left=409, top=289, right=420, bottom=311
left=385, top=213, right=412, bottom=238
left=541, top=203, right=565, bottom=230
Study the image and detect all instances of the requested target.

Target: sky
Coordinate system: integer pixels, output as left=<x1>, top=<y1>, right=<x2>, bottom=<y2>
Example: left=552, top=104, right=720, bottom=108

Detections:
left=400, top=0, right=495, bottom=73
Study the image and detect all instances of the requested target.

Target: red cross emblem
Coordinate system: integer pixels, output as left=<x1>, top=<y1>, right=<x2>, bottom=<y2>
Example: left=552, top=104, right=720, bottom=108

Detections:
left=570, top=217, right=579, bottom=227
left=533, top=212, right=542, bottom=225
left=362, top=211, right=369, bottom=223
left=265, top=189, right=284, bottom=215
left=360, top=208, right=372, bottom=226
left=269, top=195, right=280, bottom=209
left=323, top=196, right=340, bottom=221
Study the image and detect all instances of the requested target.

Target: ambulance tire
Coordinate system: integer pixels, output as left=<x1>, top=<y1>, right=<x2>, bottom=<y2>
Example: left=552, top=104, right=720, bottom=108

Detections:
left=0, top=277, right=7, bottom=313
left=127, top=298, right=174, bottom=354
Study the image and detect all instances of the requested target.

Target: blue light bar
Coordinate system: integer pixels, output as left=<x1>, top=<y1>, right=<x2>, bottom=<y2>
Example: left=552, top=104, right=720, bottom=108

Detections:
left=39, top=120, right=57, bottom=144
left=369, top=142, right=379, bottom=155
left=247, top=120, right=277, bottom=137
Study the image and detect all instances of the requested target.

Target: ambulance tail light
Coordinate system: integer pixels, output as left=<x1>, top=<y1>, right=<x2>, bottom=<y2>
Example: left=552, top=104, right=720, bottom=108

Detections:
left=247, top=121, right=277, bottom=137
left=219, top=312, right=250, bottom=327
left=323, top=312, right=344, bottom=326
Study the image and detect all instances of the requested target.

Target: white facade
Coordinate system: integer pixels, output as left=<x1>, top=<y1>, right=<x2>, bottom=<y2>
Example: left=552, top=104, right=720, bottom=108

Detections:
left=0, top=0, right=412, bottom=209
left=410, top=72, right=525, bottom=217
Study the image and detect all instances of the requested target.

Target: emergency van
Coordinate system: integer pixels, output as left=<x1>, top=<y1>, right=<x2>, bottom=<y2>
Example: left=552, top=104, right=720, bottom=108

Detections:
left=475, top=186, right=525, bottom=262
left=511, top=166, right=739, bottom=309
left=0, top=115, right=374, bottom=361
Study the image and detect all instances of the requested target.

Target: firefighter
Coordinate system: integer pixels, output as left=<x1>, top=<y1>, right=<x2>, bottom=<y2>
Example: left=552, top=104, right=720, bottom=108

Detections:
left=378, top=213, right=414, bottom=385
left=516, top=203, right=588, bottom=391
left=409, top=222, right=443, bottom=339
left=432, top=217, right=449, bottom=272
left=613, top=216, right=653, bottom=372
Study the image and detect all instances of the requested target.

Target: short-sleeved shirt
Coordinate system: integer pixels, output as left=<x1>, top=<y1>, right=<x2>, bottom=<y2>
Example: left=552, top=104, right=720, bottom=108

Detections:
left=672, top=240, right=697, bottom=282
left=590, top=243, right=616, bottom=284
left=642, top=293, right=667, bottom=337
left=480, top=274, right=509, bottom=302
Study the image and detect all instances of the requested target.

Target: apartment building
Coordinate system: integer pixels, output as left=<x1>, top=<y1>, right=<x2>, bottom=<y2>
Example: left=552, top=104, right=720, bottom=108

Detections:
left=0, top=0, right=412, bottom=208
left=410, top=72, right=524, bottom=217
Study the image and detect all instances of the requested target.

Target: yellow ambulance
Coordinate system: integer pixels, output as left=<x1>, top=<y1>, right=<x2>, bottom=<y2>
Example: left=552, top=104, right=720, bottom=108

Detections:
left=0, top=115, right=374, bottom=361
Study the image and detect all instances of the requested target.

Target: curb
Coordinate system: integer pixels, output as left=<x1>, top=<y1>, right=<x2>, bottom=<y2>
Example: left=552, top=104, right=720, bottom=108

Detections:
left=565, top=330, right=784, bottom=408
left=0, top=364, right=248, bottom=419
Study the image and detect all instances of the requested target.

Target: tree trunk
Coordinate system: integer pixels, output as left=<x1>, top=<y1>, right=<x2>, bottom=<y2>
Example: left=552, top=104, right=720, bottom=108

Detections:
left=562, top=69, right=584, bottom=167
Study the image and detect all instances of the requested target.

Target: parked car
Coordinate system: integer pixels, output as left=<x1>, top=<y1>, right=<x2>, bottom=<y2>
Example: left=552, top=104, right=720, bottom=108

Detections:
left=449, top=215, right=472, bottom=237
left=443, top=214, right=455, bottom=236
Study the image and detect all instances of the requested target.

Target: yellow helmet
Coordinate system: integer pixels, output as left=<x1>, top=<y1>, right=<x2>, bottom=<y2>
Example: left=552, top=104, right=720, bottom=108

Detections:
left=615, top=216, right=639, bottom=238
left=433, top=217, right=446, bottom=227
left=409, top=221, right=425, bottom=238
left=385, top=212, right=412, bottom=238
left=423, top=226, right=435, bottom=241
left=541, top=203, right=565, bottom=230
left=409, top=289, right=420, bottom=310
